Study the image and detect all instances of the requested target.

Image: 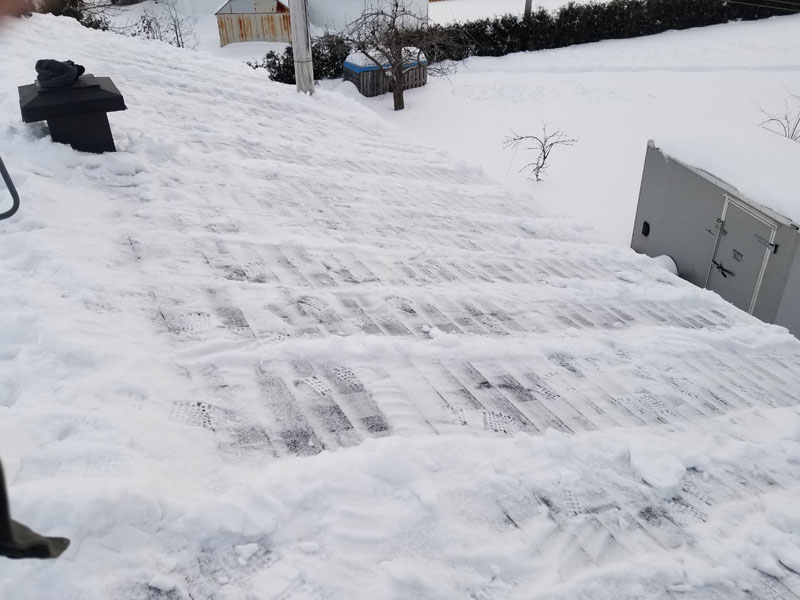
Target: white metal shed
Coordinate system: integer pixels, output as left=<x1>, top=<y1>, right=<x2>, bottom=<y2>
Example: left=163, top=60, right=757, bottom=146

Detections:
left=631, top=129, right=800, bottom=337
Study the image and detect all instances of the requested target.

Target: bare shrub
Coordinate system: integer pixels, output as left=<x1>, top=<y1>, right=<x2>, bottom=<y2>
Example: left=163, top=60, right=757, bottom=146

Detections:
left=128, top=0, right=197, bottom=49
left=504, top=124, right=577, bottom=181
left=759, top=89, right=800, bottom=143
left=341, top=0, right=467, bottom=111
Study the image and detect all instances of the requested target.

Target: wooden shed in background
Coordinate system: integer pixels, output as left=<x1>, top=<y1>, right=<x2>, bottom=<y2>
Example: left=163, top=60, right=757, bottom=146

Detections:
left=215, top=0, right=291, bottom=46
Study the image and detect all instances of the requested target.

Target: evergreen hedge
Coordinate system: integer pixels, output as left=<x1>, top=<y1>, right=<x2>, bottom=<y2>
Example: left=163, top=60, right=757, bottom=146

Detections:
left=250, top=0, right=791, bottom=84
left=248, top=34, right=352, bottom=85
left=43, top=0, right=109, bottom=30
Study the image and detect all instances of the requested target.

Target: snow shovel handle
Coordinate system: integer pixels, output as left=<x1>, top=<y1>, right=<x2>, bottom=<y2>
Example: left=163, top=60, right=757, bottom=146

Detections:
left=0, top=156, right=20, bottom=222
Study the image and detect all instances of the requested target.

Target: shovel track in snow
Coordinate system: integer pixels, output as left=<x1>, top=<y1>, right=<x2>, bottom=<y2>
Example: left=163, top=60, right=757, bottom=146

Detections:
left=42, top=33, right=800, bottom=598
left=153, top=253, right=800, bottom=451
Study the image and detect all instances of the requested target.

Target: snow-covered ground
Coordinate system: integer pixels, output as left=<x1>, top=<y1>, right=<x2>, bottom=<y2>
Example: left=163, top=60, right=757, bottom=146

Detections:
left=329, top=13, right=800, bottom=243
left=113, top=0, right=571, bottom=64
left=110, top=0, right=800, bottom=243
left=2, top=12, right=800, bottom=600
left=105, top=0, right=800, bottom=243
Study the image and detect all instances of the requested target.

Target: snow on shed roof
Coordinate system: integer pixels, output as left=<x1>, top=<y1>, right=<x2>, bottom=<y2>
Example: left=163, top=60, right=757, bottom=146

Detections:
left=344, top=48, right=428, bottom=71
left=214, top=0, right=287, bottom=15
left=652, top=126, right=800, bottom=225
left=2, top=14, right=800, bottom=600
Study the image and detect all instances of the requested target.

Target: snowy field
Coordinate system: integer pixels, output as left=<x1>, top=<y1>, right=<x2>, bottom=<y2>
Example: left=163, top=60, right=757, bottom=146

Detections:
left=112, top=0, right=568, bottom=61
left=3, top=11, right=800, bottom=600
left=111, top=0, right=536, bottom=59
left=327, top=13, right=800, bottom=243
left=142, top=0, right=800, bottom=245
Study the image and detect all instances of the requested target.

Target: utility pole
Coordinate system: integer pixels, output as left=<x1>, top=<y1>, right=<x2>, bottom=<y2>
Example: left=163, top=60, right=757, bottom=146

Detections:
left=524, top=0, right=532, bottom=19
left=289, top=0, right=314, bottom=94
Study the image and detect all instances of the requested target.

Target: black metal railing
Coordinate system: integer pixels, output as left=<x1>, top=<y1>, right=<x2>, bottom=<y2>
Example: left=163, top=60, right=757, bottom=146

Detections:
left=0, top=156, right=20, bottom=222
left=1, top=459, right=70, bottom=559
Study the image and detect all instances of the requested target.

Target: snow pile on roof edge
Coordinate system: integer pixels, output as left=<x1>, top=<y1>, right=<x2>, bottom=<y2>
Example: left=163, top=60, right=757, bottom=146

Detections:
left=652, top=126, right=800, bottom=224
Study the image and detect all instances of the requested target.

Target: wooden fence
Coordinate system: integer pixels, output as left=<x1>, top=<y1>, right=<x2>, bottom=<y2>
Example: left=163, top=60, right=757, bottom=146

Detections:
left=343, top=63, right=428, bottom=98
left=216, top=12, right=291, bottom=45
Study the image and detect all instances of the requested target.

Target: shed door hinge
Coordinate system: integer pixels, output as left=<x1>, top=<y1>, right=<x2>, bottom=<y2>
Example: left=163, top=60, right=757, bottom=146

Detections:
left=754, top=234, right=778, bottom=253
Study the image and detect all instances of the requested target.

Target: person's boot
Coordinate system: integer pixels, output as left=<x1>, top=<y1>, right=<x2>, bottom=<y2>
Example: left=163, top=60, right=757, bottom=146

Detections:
left=0, top=460, right=70, bottom=559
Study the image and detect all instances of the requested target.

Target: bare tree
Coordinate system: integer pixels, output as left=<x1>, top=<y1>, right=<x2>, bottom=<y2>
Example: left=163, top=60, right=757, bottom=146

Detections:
left=340, top=0, right=463, bottom=111
left=760, top=88, right=800, bottom=143
left=504, top=124, right=577, bottom=182
left=35, top=0, right=115, bottom=29
left=127, top=0, right=197, bottom=49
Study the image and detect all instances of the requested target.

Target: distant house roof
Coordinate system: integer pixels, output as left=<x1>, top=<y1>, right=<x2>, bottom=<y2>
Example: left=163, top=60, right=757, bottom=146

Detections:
left=215, top=0, right=288, bottom=15
left=651, top=127, right=800, bottom=225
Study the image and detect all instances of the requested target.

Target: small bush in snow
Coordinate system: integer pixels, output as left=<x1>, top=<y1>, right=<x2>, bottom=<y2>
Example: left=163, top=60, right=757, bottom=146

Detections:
left=127, top=0, right=197, bottom=49
left=36, top=0, right=109, bottom=29
left=760, top=89, right=800, bottom=143
left=504, top=125, right=577, bottom=182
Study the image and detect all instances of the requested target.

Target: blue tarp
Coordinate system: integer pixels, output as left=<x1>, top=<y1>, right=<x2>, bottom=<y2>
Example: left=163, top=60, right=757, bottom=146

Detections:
left=343, top=58, right=428, bottom=73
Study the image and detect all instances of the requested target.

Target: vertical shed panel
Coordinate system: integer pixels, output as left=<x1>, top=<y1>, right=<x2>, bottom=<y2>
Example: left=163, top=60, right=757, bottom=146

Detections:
left=238, top=15, right=251, bottom=41
left=217, top=15, right=234, bottom=45
left=217, top=12, right=291, bottom=44
left=775, top=256, right=800, bottom=337
left=217, top=15, right=227, bottom=46
left=753, top=220, right=800, bottom=324
left=631, top=145, right=726, bottom=287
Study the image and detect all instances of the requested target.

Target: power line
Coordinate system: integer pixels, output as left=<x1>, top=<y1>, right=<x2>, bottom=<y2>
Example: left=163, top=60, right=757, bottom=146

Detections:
left=746, top=0, right=800, bottom=7
left=732, top=0, right=800, bottom=9
left=723, top=0, right=800, bottom=13
left=723, top=0, right=800, bottom=11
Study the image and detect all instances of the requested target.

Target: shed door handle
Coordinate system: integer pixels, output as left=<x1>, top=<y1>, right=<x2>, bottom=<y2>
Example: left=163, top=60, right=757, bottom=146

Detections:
left=712, top=260, right=734, bottom=278
left=754, top=234, right=778, bottom=253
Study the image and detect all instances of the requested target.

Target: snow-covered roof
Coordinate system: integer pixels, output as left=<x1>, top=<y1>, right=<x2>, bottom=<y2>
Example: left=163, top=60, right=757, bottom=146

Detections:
left=215, top=0, right=287, bottom=15
left=344, top=48, right=428, bottom=70
left=652, top=127, right=800, bottom=225
left=2, top=14, right=800, bottom=600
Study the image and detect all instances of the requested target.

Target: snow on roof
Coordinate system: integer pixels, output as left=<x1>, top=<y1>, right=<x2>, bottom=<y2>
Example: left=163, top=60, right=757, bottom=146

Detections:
left=345, top=48, right=428, bottom=69
left=652, top=127, right=800, bottom=225
left=215, top=0, right=287, bottom=15
left=213, top=0, right=230, bottom=15
left=2, top=14, right=800, bottom=600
